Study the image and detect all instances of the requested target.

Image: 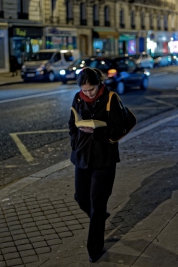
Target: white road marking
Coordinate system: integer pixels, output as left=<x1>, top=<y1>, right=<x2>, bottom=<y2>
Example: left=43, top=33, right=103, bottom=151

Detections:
left=2, top=111, right=178, bottom=197
left=10, top=133, right=34, bottom=163
left=0, top=89, right=77, bottom=104
left=152, top=72, right=168, bottom=77
left=145, top=96, right=177, bottom=108
left=9, top=129, right=69, bottom=163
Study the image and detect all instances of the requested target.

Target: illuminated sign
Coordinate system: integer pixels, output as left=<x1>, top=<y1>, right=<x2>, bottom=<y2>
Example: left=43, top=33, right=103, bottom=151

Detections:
left=15, top=28, right=26, bottom=37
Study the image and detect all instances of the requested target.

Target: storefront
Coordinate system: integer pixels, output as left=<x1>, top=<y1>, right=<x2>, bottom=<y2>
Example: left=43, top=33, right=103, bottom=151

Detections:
left=45, top=27, right=77, bottom=50
left=0, top=23, right=9, bottom=73
left=92, top=28, right=119, bottom=55
left=118, top=34, right=137, bottom=55
left=9, top=26, right=43, bottom=65
left=147, top=31, right=178, bottom=55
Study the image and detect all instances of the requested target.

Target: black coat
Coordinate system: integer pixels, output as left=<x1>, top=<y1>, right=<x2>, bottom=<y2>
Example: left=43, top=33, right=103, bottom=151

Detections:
left=68, top=86, right=124, bottom=169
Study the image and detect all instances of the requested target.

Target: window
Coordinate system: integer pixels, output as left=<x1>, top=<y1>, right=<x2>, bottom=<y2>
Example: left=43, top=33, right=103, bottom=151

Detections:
left=150, top=13, right=153, bottom=29
left=120, top=9, right=124, bottom=27
left=51, top=0, right=57, bottom=15
left=53, top=53, right=61, bottom=62
left=127, top=60, right=136, bottom=71
left=141, top=11, right=145, bottom=29
left=116, top=59, right=128, bottom=71
left=0, top=0, right=3, bottom=18
left=157, top=15, right=161, bottom=29
left=104, top=6, right=110, bottom=26
left=164, top=15, right=168, bottom=30
left=63, top=52, right=73, bottom=61
left=96, top=59, right=112, bottom=70
left=93, top=4, right=99, bottom=26
left=66, top=0, right=73, bottom=22
left=80, top=3, right=87, bottom=25
left=17, top=0, right=29, bottom=19
left=131, top=10, right=135, bottom=28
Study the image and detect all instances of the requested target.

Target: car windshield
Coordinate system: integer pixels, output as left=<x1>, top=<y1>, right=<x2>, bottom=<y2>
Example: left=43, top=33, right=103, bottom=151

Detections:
left=69, top=58, right=92, bottom=68
left=26, top=52, right=54, bottom=61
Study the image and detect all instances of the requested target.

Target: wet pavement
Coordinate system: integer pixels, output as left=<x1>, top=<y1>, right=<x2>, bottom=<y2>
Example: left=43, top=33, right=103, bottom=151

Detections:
left=0, top=108, right=178, bottom=267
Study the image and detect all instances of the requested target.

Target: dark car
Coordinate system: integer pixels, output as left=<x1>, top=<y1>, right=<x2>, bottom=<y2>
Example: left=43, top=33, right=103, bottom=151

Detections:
left=59, top=56, right=150, bottom=94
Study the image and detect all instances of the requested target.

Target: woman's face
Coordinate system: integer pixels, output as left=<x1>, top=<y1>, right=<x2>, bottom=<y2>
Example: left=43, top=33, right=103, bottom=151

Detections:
left=81, top=83, right=99, bottom=99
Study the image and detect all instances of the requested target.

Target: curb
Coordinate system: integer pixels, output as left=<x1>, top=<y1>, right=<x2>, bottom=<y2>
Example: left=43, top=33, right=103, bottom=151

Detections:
left=1, top=107, right=178, bottom=200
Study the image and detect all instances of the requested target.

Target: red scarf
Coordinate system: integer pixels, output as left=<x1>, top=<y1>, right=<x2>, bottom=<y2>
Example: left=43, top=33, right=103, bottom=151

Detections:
left=79, top=84, right=105, bottom=103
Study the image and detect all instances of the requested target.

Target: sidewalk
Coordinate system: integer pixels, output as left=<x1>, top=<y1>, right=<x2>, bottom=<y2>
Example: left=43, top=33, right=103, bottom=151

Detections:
left=0, top=72, right=22, bottom=86
left=0, top=110, right=178, bottom=267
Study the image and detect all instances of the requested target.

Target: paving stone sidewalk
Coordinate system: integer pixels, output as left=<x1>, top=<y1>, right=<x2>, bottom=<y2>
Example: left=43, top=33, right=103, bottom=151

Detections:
left=0, top=72, right=22, bottom=86
left=0, top=113, right=178, bottom=267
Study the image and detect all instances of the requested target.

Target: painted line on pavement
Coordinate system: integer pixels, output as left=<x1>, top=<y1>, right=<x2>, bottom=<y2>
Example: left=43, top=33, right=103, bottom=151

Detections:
left=1, top=112, right=178, bottom=198
left=0, top=89, right=77, bottom=104
left=152, top=72, right=168, bottom=77
left=10, top=129, right=69, bottom=163
left=145, top=96, right=177, bottom=108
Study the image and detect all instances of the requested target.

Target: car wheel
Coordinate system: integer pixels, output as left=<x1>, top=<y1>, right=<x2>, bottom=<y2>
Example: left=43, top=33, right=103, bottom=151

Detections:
left=116, top=81, right=125, bottom=95
left=140, top=76, right=148, bottom=90
left=48, top=71, right=55, bottom=82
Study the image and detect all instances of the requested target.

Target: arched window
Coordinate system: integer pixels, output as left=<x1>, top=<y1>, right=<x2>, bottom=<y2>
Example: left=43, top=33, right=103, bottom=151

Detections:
left=93, top=4, right=99, bottom=26
left=131, top=10, right=135, bottom=28
left=66, top=0, right=73, bottom=23
left=141, top=11, right=145, bottom=29
left=104, top=6, right=110, bottom=26
left=17, top=0, right=29, bottom=19
left=120, top=9, right=124, bottom=28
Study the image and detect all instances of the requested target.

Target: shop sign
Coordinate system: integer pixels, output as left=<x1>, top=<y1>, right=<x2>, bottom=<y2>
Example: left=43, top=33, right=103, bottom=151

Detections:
left=46, top=27, right=77, bottom=37
left=15, top=28, right=26, bottom=37
left=11, top=27, right=43, bottom=37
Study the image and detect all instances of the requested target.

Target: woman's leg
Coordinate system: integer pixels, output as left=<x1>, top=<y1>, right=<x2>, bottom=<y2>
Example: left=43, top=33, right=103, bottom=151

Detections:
left=74, top=166, right=92, bottom=217
left=87, top=163, right=116, bottom=259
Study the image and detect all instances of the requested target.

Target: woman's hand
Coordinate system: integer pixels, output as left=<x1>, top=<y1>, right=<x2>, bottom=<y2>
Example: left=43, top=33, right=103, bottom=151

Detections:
left=79, top=127, right=94, bottom=133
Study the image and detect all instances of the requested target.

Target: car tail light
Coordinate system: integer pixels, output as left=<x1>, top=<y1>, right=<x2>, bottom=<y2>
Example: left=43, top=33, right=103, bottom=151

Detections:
left=108, top=69, right=117, bottom=77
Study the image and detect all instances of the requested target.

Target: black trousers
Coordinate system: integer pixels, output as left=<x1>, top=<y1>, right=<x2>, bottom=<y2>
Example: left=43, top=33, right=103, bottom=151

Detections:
left=74, top=164, right=116, bottom=257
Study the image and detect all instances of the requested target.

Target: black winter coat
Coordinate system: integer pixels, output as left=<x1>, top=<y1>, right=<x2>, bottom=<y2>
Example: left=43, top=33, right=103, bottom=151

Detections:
left=68, top=86, right=124, bottom=169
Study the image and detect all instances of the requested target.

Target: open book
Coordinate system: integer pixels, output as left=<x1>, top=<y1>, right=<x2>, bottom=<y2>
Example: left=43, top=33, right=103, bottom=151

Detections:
left=71, top=107, right=107, bottom=129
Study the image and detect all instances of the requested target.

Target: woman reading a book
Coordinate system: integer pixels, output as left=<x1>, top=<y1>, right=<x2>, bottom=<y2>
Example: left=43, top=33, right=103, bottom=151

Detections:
left=68, top=67, right=123, bottom=262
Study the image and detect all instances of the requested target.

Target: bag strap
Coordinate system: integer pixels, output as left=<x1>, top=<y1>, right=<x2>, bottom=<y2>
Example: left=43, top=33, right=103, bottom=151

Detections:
left=106, top=91, right=122, bottom=111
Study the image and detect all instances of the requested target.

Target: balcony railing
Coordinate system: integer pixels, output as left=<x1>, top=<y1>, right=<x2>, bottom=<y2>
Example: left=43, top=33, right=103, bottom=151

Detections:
left=124, top=0, right=175, bottom=9
left=131, top=24, right=135, bottom=29
left=0, top=10, right=4, bottom=18
left=105, top=21, right=110, bottom=27
left=141, top=25, right=145, bottom=30
left=120, top=23, right=125, bottom=28
left=93, top=20, right=99, bottom=26
left=66, top=17, right=74, bottom=24
left=17, top=12, right=28, bottom=19
left=80, top=19, right=87, bottom=26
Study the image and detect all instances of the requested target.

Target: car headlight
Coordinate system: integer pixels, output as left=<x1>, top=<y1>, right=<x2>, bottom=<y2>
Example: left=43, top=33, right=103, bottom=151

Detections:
left=36, top=65, right=45, bottom=72
left=144, top=71, right=150, bottom=76
left=75, top=69, right=82, bottom=75
left=59, top=70, right=66, bottom=75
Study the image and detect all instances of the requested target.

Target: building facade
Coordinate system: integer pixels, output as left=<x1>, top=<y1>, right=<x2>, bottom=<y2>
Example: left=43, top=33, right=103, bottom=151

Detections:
left=0, top=0, right=178, bottom=72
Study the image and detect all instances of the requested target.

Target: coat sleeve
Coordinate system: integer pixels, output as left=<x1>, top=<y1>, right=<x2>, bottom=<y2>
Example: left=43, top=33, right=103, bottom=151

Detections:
left=107, top=94, right=125, bottom=143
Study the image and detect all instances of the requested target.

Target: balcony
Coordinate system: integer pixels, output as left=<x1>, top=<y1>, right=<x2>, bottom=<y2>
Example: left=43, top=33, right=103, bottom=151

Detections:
left=0, top=10, right=4, bottom=18
left=50, top=16, right=59, bottom=24
left=157, top=26, right=161, bottom=31
left=66, top=17, right=74, bottom=24
left=126, top=0, right=175, bottom=9
left=131, top=24, right=135, bottom=29
left=93, top=20, right=99, bottom=26
left=141, top=25, right=145, bottom=30
left=164, top=27, right=168, bottom=31
left=80, top=19, right=87, bottom=26
left=120, top=23, right=125, bottom=28
left=105, top=21, right=110, bottom=27
left=17, top=12, right=28, bottom=19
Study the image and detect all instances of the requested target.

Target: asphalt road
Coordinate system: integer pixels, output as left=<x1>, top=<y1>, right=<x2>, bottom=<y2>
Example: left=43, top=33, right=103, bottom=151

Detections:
left=0, top=66, right=178, bottom=187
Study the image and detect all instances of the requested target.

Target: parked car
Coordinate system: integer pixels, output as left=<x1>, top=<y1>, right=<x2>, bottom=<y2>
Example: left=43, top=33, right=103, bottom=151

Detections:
left=132, top=52, right=154, bottom=68
left=153, top=54, right=172, bottom=67
left=59, top=56, right=150, bottom=94
left=20, top=49, right=80, bottom=82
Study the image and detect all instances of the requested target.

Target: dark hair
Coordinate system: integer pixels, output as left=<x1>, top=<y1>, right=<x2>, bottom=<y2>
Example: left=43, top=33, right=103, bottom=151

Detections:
left=76, top=67, right=104, bottom=86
